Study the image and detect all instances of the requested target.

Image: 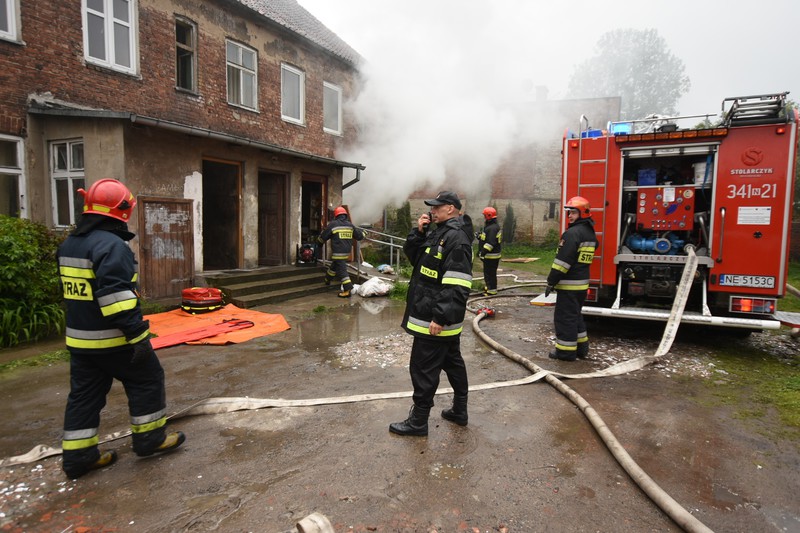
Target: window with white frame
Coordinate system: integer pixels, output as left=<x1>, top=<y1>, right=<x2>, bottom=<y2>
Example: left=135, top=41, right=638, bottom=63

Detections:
left=175, top=17, right=197, bottom=92
left=0, top=0, right=19, bottom=42
left=51, top=140, right=85, bottom=227
left=281, top=63, right=305, bottom=124
left=226, top=40, right=257, bottom=110
left=0, top=135, right=24, bottom=217
left=323, top=82, right=342, bottom=135
left=82, top=0, right=137, bottom=74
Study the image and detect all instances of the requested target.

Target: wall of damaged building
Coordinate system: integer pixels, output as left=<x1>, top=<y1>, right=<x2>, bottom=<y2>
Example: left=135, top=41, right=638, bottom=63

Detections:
left=409, top=97, right=621, bottom=245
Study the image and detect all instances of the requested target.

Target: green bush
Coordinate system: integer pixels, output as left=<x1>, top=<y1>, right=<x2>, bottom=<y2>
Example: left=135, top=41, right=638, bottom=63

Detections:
left=0, top=216, right=66, bottom=347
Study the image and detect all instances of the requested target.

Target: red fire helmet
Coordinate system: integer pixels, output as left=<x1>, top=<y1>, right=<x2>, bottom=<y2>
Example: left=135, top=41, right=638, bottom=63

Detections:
left=334, top=206, right=348, bottom=217
left=482, top=206, right=497, bottom=220
left=78, top=179, right=136, bottom=222
left=564, top=196, right=591, bottom=217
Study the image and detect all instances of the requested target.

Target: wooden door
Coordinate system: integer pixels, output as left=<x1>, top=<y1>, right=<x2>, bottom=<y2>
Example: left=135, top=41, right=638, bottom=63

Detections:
left=258, top=171, right=287, bottom=265
left=139, top=197, right=194, bottom=299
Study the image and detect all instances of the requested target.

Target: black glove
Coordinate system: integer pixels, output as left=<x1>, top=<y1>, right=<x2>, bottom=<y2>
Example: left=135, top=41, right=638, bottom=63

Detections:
left=544, top=285, right=554, bottom=297
left=131, top=339, right=156, bottom=365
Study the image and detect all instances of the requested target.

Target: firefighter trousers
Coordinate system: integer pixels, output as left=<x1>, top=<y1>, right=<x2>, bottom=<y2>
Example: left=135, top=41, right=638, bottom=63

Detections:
left=326, top=259, right=353, bottom=291
left=553, top=289, right=589, bottom=357
left=409, top=336, right=469, bottom=409
left=62, top=349, right=167, bottom=473
left=481, top=258, right=499, bottom=294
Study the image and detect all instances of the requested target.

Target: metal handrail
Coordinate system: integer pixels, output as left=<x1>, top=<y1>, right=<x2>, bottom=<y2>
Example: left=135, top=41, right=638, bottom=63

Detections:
left=359, top=226, right=406, bottom=274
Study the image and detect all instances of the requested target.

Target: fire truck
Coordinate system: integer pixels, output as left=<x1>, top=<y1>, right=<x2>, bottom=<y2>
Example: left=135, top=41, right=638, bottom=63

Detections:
left=561, top=92, right=798, bottom=330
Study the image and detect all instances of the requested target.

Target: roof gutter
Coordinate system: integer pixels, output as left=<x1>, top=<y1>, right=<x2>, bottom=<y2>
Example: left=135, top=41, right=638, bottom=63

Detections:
left=129, top=114, right=366, bottom=171
left=28, top=104, right=365, bottom=171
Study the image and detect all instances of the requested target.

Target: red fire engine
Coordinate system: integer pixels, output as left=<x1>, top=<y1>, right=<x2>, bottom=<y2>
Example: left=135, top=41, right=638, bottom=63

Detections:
left=562, top=92, right=798, bottom=330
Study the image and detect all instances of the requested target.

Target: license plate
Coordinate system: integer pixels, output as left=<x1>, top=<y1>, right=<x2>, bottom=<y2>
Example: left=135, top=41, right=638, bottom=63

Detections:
left=719, top=274, right=775, bottom=289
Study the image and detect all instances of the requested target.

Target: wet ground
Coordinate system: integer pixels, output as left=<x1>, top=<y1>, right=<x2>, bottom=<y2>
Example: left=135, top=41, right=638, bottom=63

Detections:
left=1, top=284, right=799, bottom=533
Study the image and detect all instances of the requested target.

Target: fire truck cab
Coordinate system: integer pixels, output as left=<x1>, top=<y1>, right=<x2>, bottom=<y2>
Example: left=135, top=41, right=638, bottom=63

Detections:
left=562, top=92, right=798, bottom=330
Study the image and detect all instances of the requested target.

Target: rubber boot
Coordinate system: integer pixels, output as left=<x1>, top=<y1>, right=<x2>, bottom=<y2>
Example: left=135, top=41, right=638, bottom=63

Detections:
left=63, top=450, right=118, bottom=479
left=389, top=405, right=430, bottom=436
left=441, top=395, right=468, bottom=426
left=576, top=341, right=589, bottom=359
left=136, top=431, right=186, bottom=457
left=338, top=290, right=351, bottom=298
left=549, top=349, right=577, bottom=362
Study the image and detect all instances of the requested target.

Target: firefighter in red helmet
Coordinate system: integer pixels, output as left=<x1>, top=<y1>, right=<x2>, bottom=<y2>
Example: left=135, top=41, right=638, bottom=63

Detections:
left=546, top=196, right=597, bottom=361
left=317, top=206, right=365, bottom=297
left=57, top=179, right=185, bottom=478
left=477, top=206, right=502, bottom=295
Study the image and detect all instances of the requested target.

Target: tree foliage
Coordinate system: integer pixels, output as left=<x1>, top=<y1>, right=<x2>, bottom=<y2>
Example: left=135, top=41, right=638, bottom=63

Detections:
left=566, top=28, right=690, bottom=120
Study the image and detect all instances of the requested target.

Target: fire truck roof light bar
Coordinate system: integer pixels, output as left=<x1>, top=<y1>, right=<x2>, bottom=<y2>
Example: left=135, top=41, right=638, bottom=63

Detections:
left=615, top=128, right=728, bottom=144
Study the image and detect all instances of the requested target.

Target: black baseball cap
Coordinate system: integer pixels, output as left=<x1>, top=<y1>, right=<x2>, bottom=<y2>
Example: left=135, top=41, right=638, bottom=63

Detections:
left=424, top=191, right=462, bottom=210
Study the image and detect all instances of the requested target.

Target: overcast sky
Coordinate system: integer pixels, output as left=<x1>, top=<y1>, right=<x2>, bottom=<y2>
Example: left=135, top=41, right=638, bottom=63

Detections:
left=298, top=0, right=800, bottom=219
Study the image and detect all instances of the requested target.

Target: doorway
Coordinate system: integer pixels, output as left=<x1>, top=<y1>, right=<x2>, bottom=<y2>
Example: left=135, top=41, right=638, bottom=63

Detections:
left=258, top=170, right=287, bottom=266
left=202, top=159, right=241, bottom=270
left=301, top=174, right=327, bottom=245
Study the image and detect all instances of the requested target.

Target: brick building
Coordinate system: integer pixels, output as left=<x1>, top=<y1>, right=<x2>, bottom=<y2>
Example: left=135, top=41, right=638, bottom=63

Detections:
left=410, top=96, right=621, bottom=244
left=0, top=0, right=363, bottom=299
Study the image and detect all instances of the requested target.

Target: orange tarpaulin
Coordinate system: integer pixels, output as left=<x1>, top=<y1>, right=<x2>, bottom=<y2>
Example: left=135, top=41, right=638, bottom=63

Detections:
left=145, top=304, right=291, bottom=348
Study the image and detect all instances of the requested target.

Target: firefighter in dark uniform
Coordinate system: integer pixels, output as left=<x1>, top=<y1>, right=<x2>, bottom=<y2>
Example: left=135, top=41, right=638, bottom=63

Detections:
left=57, top=179, right=185, bottom=479
left=477, top=206, right=502, bottom=295
left=317, top=206, right=365, bottom=298
left=390, top=191, right=474, bottom=436
left=546, top=196, right=597, bottom=361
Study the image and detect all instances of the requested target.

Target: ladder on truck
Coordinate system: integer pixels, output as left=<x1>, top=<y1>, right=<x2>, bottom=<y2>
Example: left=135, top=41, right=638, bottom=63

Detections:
left=575, top=115, right=610, bottom=286
left=722, top=92, right=789, bottom=127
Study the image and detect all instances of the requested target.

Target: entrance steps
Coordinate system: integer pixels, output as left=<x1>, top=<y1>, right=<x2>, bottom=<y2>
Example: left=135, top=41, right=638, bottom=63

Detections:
left=200, top=264, right=367, bottom=308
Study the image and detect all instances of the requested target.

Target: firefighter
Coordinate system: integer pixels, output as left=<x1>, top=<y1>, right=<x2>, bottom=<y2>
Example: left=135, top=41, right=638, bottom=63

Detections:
left=546, top=196, right=597, bottom=361
left=477, top=206, right=502, bottom=295
left=57, top=179, right=185, bottom=479
left=390, top=191, right=474, bottom=436
left=317, top=206, right=365, bottom=298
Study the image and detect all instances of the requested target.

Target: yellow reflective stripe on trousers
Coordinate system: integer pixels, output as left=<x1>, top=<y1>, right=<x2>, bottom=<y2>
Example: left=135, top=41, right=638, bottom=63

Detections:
left=131, top=409, right=168, bottom=434
left=62, top=428, right=99, bottom=451
left=555, top=279, right=589, bottom=290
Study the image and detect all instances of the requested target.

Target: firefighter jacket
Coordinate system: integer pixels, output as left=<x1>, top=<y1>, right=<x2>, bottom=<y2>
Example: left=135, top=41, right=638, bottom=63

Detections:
left=478, top=218, right=502, bottom=260
left=317, top=215, right=365, bottom=260
left=402, top=215, right=474, bottom=341
left=57, top=217, right=150, bottom=354
left=546, top=217, right=597, bottom=291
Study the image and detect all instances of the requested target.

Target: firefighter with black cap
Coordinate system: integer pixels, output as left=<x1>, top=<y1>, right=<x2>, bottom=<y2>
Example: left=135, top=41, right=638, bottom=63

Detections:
left=546, top=196, right=597, bottom=361
left=57, top=178, right=185, bottom=479
left=390, top=191, right=474, bottom=436
left=317, top=206, right=365, bottom=298
left=477, top=206, right=502, bottom=295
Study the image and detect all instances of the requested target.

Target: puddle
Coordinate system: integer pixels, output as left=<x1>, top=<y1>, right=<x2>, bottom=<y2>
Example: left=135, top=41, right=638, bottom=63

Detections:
left=430, top=462, right=465, bottom=480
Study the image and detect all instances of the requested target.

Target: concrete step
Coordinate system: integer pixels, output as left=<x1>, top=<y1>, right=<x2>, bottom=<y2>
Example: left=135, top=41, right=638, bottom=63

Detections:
left=222, top=271, right=328, bottom=298
left=230, top=284, right=342, bottom=307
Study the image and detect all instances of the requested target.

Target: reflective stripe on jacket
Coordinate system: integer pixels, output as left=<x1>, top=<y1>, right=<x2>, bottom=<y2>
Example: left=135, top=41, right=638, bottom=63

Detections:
left=317, top=216, right=365, bottom=260
left=402, top=215, right=474, bottom=341
left=478, top=218, right=502, bottom=260
left=57, top=228, right=149, bottom=354
left=546, top=218, right=597, bottom=291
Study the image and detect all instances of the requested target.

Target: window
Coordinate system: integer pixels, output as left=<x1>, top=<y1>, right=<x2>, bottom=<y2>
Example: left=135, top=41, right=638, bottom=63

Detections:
left=0, top=0, right=19, bottom=41
left=226, top=40, right=257, bottom=110
left=175, top=17, right=196, bottom=92
left=323, top=82, right=342, bottom=135
left=51, top=140, right=85, bottom=227
left=82, top=0, right=137, bottom=74
left=548, top=201, right=557, bottom=220
left=281, top=63, right=305, bottom=124
left=0, top=135, right=24, bottom=217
